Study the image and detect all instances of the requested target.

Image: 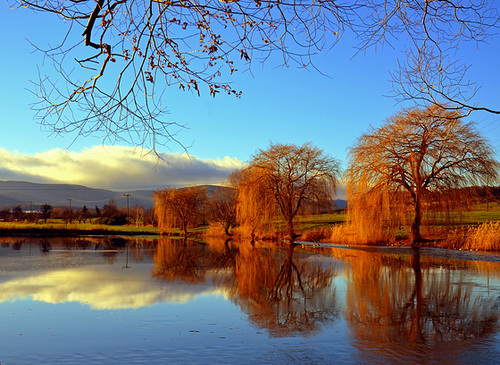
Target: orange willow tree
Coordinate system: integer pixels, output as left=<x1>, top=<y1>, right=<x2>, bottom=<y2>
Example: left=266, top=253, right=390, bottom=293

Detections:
left=238, top=142, right=341, bottom=240
left=153, top=186, right=207, bottom=236
left=206, top=172, right=240, bottom=236
left=346, top=105, right=499, bottom=244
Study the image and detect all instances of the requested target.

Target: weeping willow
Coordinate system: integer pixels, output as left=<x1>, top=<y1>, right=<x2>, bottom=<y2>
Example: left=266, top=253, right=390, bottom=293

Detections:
left=345, top=105, right=499, bottom=245
left=153, top=186, right=206, bottom=236
left=236, top=142, right=341, bottom=240
left=346, top=175, right=410, bottom=244
left=236, top=167, right=278, bottom=239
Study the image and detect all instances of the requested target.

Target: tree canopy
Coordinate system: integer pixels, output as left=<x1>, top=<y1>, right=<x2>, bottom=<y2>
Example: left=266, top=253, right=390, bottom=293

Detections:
left=154, top=186, right=207, bottom=236
left=10, top=0, right=500, bottom=153
left=346, top=104, right=499, bottom=244
left=238, top=142, right=340, bottom=239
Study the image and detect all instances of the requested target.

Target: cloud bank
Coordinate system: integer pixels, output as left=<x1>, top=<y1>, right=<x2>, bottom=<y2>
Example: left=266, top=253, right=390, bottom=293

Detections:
left=0, top=146, right=244, bottom=190
left=0, top=263, right=225, bottom=310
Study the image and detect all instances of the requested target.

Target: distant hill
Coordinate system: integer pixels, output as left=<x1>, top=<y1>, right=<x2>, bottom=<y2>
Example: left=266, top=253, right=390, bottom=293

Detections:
left=0, top=180, right=348, bottom=212
left=0, top=181, right=154, bottom=210
left=334, top=199, right=347, bottom=210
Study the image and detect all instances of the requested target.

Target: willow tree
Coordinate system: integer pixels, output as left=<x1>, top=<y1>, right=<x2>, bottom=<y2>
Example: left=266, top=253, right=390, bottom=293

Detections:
left=346, top=105, right=499, bottom=244
left=238, top=142, right=340, bottom=240
left=10, top=0, right=499, bottom=153
left=206, top=173, right=239, bottom=236
left=153, top=186, right=207, bottom=236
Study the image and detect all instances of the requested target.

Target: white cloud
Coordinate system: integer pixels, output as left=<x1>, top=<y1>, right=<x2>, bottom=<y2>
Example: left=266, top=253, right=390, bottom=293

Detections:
left=0, top=263, right=225, bottom=310
left=0, top=146, right=245, bottom=190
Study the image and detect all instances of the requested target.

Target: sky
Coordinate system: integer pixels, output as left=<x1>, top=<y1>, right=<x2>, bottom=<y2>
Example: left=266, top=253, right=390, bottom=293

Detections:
left=1, top=2, right=500, bottom=192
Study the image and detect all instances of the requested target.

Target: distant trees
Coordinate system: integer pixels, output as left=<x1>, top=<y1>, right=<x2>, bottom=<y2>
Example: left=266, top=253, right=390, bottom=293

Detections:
left=100, top=199, right=128, bottom=225
left=207, top=173, right=239, bottom=236
left=154, top=186, right=207, bottom=237
left=152, top=143, right=340, bottom=240
left=238, top=143, right=341, bottom=239
left=12, top=205, right=24, bottom=221
left=40, top=204, right=53, bottom=223
left=346, top=105, right=499, bottom=244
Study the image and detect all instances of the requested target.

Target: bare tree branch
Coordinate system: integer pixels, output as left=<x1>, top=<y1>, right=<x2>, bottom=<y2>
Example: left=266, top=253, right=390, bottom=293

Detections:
left=9, top=0, right=500, bottom=153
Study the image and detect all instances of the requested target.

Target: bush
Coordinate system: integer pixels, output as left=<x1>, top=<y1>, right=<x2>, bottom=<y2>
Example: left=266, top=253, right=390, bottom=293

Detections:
left=444, top=222, right=500, bottom=252
left=99, top=215, right=128, bottom=226
left=468, top=222, right=500, bottom=251
left=300, top=227, right=332, bottom=242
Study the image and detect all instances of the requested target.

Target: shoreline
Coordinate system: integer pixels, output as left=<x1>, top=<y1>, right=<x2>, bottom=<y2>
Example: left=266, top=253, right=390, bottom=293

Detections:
left=0, top=227, right=160, bottom=237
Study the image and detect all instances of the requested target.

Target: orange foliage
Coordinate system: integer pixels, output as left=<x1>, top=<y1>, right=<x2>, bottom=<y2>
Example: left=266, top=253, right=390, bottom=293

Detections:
left=153, top=186, right=206, bottom=236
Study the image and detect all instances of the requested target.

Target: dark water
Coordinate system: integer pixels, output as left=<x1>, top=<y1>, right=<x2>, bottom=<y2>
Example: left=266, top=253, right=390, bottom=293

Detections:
left=0, top=236, right=499, bottom=364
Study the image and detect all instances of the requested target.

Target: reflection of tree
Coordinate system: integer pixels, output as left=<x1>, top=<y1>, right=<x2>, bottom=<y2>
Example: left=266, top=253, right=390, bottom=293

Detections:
left=340, top=248, right=499, bottom=360
left=39, top=239, right=51, bottom=253
left=152, top=237, right=207, bottom=285
left=204, top=237, right=239, bottom=271
left=153, top=237, right=338, bottom=337
left=232, top=244, right=338, bottom=337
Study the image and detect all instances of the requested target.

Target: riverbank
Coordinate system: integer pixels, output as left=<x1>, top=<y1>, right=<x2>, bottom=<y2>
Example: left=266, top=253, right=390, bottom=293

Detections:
left=0, top=222, right=160, bottom=237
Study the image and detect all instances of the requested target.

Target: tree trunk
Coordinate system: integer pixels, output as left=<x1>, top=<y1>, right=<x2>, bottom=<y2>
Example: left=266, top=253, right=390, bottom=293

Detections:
left=286, top=219, right=295, bottom=241
left=411, top=194, right=422, bottom=245
left=224, top=224, right=233, bottom=237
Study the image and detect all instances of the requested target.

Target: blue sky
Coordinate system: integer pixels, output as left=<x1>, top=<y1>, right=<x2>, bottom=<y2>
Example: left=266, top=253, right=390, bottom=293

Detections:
left=1, top=2, right=500, bottom=191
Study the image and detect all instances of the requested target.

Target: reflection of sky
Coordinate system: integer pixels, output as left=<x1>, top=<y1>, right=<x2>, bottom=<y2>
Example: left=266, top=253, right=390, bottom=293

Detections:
left=0, top=261, right=224, bottom=310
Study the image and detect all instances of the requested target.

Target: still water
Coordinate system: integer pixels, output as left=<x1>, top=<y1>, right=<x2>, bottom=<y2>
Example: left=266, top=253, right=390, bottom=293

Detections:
left=0, top=236, right=499, bottom=364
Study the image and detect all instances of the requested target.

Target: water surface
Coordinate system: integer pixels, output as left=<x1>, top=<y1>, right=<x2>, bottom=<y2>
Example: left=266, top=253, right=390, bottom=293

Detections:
left=0, top=236, right=499, bottom=364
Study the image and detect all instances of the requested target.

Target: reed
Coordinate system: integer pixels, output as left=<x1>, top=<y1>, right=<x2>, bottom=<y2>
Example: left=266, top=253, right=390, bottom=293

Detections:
left=467, top=222, right=500, bottom=251
left=300, top=227, right=332, bottom=242
left=443, top=222, right=500, bottom=251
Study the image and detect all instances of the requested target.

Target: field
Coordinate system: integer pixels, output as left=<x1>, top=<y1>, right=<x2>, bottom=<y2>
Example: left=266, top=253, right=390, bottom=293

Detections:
left=0, top=220, right=160, bottom=236
left=1, top=202, right=500, bottom=250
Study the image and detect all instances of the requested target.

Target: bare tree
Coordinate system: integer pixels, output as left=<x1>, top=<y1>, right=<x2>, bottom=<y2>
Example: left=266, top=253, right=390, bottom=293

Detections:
left=389, top=1, right=500, bottom=115
left=346, top=104, right=499, bottom=244
left=9, top=0, right=499, bottom=152
left=153, top=186, right=207, bottom=236
left=239, top=142, right=340, bottom=240
left=207, top=184, right=238, bottom=236
left=40, top=203, right=53, bottom=223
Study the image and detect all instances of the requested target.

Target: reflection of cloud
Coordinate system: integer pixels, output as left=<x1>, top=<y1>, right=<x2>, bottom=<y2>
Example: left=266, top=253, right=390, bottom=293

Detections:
left=0, top=146, right=244, bottom=189
left=0, top=264, right=222, bottom=309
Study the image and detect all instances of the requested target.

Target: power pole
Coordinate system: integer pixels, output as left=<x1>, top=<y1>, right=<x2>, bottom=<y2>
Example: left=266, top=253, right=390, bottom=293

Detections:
left=123, top=193, right=133, bottom=217
left=67, top=198, right=74, bottom=209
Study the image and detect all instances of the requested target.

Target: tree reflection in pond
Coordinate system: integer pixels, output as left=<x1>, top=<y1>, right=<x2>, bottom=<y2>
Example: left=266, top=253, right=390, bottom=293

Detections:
left=232, top=244, right=339, bottom=337
left=0, top=236, right=499, bottom=363
left=152, top=237, right=339, bottom=337
left=330, top=247, right=500, bottom=362
left=152, top=238, right=208, bottom=284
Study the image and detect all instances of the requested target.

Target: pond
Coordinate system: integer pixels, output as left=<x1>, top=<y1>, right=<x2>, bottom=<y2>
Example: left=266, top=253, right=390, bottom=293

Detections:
left=0, top=236, right=499, bottom=364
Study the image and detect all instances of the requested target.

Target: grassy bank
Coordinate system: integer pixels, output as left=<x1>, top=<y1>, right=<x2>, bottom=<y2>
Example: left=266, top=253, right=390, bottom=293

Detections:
left=3, top=205, right=500, bottom=252
left=0, top=221, right=160, bottom=237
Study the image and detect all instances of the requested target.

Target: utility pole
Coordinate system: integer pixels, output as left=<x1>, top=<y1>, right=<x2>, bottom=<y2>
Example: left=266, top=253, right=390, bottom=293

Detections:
left=66, top=198, right=74, bottom=224
left=123, top=193, right=133, bottom=217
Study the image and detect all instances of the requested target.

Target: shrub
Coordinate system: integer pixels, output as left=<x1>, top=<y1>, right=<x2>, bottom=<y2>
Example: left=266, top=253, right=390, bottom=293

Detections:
left=468, top=222, right=500, bottom=251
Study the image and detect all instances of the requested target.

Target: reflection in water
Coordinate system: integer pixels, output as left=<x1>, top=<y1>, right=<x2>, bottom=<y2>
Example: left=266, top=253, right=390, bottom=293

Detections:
left=153, top=237, right=339, bottom=337
left=152, top=238, right=208, bottom=284
left=0, top=237, right=218, bottom=309
left=329, top=247, right=500, bottom=363
left=233, top=244, right=338, bottom=337
left=0, top=236, right=499, bottom=364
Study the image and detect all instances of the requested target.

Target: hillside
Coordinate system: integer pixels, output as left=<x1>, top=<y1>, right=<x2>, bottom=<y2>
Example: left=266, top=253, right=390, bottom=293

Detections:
left=0, top=181, right=348, bottom=212
left=0, top=181, right=154, bottom=210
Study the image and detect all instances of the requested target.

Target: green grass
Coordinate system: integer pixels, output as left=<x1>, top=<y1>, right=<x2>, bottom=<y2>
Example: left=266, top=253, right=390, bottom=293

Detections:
left=2, top=202, right=498, bottom=239
left=296, top=213, right=347, bottom=231
left=0, top=221, right=160, bottom=235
